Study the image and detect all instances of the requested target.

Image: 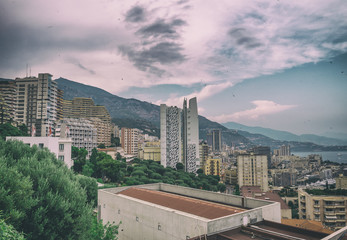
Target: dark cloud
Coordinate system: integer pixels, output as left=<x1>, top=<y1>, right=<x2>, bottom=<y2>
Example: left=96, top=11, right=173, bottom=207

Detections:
left=125, top=6, right=146, bottom=23
left=118, top=42, right=185, bottom=76
left=228, top=28, right=263, bottom=49
left=137, top=19, right=186, bottom=39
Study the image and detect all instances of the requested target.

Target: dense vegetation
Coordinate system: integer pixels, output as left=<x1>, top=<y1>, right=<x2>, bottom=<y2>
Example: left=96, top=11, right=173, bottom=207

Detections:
left=73, top=147, right=226, bottom=193
left=305, top=188, right=347, bottom=196
left=0, top=123, right=29, bottom=140
left=0, top=140, right=119, bottom=240
left=0, top=216, right=25, bottom=240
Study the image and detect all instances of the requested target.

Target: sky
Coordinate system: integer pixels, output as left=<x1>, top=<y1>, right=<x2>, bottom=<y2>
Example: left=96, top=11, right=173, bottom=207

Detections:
left=1, top=0, right=347, bottom=136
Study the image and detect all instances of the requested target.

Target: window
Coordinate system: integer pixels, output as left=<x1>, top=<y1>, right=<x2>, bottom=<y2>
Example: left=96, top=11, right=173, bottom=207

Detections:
left=58, top=155, right=64, bottom=161
left=59, top=144, right=64, bottom=151
left=39, top=143, right=44, bottom=148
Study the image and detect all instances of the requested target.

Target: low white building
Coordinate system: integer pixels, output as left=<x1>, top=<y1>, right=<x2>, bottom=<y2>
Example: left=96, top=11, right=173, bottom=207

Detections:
left=6, top=136, right=73, bottom=169
left=98, top=183, right=281, bottom=240
left=56, top=118, right=97, bottom=158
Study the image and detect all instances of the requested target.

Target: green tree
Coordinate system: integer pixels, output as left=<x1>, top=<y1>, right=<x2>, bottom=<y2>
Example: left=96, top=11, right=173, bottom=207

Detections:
left=72, top=146, right=88, bottom=173
left=0, top=140, right=100, bottom=240
left=0, top=217, right=26, bottom=240
left=217, top=183, right=226, bottom=193
left=89, top=216, right=120, bottom=240
left=77, top=175, right=98, bottom=208
left=196, top=168, right=203, bottom=174
left=98, top=144, right=106, bottom=149
left=0, top=123, right=29, bottom=140
left=176, top=162, right=184, bottom=171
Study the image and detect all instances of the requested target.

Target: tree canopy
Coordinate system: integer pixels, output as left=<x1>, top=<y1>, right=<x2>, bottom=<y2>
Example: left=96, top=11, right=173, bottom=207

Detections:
left=0, top=140, right=118, bottom=240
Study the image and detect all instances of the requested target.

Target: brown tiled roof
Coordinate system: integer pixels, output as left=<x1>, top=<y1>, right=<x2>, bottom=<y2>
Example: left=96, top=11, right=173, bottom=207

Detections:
left=118, top=187, right=245, bottom=219
left=281, top=219, right=334, bottom=234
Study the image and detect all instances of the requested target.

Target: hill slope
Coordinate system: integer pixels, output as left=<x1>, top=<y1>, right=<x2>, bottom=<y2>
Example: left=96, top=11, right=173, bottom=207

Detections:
left=56, top=78, right=250, bottom=146
left=222, top=122, right=347, bottom=146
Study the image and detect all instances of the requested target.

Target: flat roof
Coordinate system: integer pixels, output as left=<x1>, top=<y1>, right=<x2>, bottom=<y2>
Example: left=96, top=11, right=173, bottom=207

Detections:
left=118, top=187, right=245, bottom=220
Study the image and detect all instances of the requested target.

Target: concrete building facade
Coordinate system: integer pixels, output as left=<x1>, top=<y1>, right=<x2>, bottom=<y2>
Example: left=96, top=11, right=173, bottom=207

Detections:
left=237, top=153, right=269, bottom=192
left=138, top=141, right=161, bottom=162
left=6, top=136, right=73, bottom=168
left=98, top=183, right=281, bottom=240
left=203, top=157, right=221, bottom=176
left=0, top=79, right=16, bottom=124
left=55, top=118, right=97, bottom=157
left=298, top=188, right=347, bottom=231
left=121, top=127, right=139, bottom=155
left=160, top=97, right=199, bottom=172
left=14, top=73, right=58, bottom=137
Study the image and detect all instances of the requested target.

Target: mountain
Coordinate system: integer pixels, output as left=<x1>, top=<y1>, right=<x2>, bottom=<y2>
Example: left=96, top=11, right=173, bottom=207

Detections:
left=222, top=122, right=347, bottom=146
left=56, top=78, right=250, bottom=146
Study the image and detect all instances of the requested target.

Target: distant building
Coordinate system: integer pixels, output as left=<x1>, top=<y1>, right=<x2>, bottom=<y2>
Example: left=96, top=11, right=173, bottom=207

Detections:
left=336, top=168, right=347, bottom=189
left=199, top=142, right=209, bottom=169
left=6, top=136, right=73, bottom=168
left=56, top=88, right=64, bottom=121
left=207, top=129, right=222, bottom=152
left=203, top=157, right=221, bottom=176
left=298, top=188, right=347, bottom=231
left=274, top=144, right=291, bottom=156
left=241, top=186, right=292, bottom=219
left=55, top=118, right=97, bottom=157
left=252, top=146, right=271, bottom=168
left=14, top=73, right=58, bottom=137
left=237, top=153, right=268, bottom=192
left=160, top=97, right=200, bottom=172
left=273, top=170, right=297, bottom=187
left=63, top=97, right=112, bottom=146
left=223, top=168, right=238, bottom=185
left=121, top=128, right=139, bottom=155
left=0, top=79, right=16, bottom=124
left=98, top=183, right=281, bottom=240
left=138, top=141, right=161, bottom=162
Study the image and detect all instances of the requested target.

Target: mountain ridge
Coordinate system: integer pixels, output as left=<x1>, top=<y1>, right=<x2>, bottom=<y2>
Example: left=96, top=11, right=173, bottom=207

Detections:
left=222, top=122, right=347, bottom=146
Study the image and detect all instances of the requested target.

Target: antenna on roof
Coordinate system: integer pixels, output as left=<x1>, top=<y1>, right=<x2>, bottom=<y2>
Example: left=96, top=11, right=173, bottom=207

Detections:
left=26, top=64, right=28, bottom=77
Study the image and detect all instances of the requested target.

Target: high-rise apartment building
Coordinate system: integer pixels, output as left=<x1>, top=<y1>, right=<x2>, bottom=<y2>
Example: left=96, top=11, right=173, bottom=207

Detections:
left=14, top=73, right=58, bottom=136
left=0, top=79, right=16, bottom=124
left=204, top=157, right=221, bottom=176
left=160, top=97, right=199, bottom=172
left=207, top=129, right=222, bottom=152
left=182, top=97, right=200, bottom=172
left=237, top=153, right=269, bottom=192
left=298, top=188, right=347, bottom=231
left=63, top=97, right=112, bottom=146
left=274, top=144, right=291, bottom=156
left=121, top=128, right=139, bottom=155
left=56, top=89, right=64, bottom=121
left=55, top=118, right=97, bottom=157
left=160, top=105, right=182, bottom=169
left=199, top=142, right=209, bottom=168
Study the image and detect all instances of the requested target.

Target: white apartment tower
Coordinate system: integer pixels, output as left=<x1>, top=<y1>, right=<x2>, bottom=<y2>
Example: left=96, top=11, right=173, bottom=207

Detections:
left=160, top=97, right=199, bottom=172
left=237, top=153, right=269, bottom=192
left=121, top=127, right=139, bottom=155
left=160, top=105, right=182, bottom=168
left=14, top=73, right=58, bottom=136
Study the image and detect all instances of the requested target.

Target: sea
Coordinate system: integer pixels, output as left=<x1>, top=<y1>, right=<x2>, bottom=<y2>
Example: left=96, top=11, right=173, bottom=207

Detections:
left=291, top=151, right=347, bottom=164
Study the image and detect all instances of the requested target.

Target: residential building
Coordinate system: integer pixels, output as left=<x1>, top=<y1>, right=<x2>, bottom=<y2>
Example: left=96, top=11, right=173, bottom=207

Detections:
left=6, top=136, right=73, bottom=168
left=241, top=186, right=292, bottom=219
left=138, top=141, right=161, bottom=162
left=121, top=127, right=139, bottom=155
left=298, top=188, right=347, bottom=231
left=55, top=118, right=97, bottom=157
left=56, top=89, right=64, bottom=121
left=203, top=157, right=221, bottom=176
left=237, top=153, right=269, bottom=192
left=182, top=97, right=200, bottom=172
left=223, top=168, right=238, bottom=185
left=274, top=144, right=291, bottom=156
left=160, top=97, right=199, bottom=172
left=0, top=79, right=16, bottom=124
left=210, top=129, right=222, bottom=152
left=98, top=183, right=281, bottom=240
left=14, top=73, right=58, bottom=136
left=63, top=97, right=112, bottom=146
left=199, top=142, right=209, bottom=168
left=252, top=146, right=271, bottom=168
left=273, top=170, right=297, bottom=187
left=160, top=105, right=182, bottom=168
left=336, top=168, right=347, bottom=189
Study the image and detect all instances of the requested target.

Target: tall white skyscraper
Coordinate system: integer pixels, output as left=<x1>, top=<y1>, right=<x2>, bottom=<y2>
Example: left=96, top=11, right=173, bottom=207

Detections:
left=160, top=97, right=199, bottom=172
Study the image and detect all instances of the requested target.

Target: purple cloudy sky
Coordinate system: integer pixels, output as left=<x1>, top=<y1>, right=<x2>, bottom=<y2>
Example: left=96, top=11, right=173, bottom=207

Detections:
left=1, top=0, right=347, bottom=136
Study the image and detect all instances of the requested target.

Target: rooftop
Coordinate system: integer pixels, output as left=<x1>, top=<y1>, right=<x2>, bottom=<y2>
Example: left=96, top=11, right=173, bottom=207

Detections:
left=118, top=187, right=245, bottom=219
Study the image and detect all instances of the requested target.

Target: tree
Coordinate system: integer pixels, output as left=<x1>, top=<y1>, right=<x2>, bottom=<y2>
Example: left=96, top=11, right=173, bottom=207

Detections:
left=196, top=168, right=204, bottom=174
left=0, top=217, right=26, bottom=240
left=72, top=146, right=88, bottom=173
left=176, top=162, right=184, bottom=171
left=0, top=123, right=29, bottom=140
left=0, top=140, right=106, bottom=240
left=217, top=183, right=226, bottom=193
left=98, top=143, right=106, bottom=149
left=89, top=216, right=120, bottom=240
